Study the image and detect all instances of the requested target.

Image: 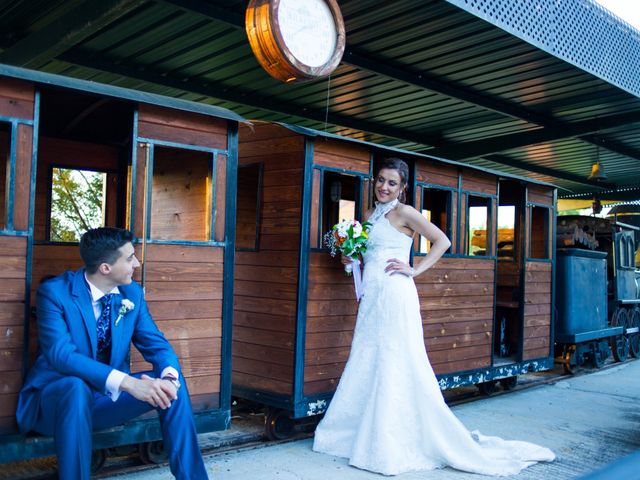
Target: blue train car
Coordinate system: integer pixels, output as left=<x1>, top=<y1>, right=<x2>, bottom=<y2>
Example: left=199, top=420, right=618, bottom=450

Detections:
left=555, top=216, right=640, bottom=372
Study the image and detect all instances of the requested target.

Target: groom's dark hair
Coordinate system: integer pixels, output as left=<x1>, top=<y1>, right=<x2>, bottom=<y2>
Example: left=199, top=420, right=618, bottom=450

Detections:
left=80, top=227, right=134, bottom=273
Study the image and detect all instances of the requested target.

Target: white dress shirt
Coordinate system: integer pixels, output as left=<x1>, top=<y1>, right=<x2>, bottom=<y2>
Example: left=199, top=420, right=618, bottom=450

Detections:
left=85, top=274, right=178, bottom=402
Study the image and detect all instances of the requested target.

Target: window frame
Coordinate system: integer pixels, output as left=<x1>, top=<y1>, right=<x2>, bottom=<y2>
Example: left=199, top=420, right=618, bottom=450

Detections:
left=139, top=140, right=223, bottom=246
left=314, top=166, right=368, bottom=252
left=527, top=204, right=552, bottom=260
left=416, top=183, right=454, bottom=257
left=465, top=193, right=494, bottom=258
left=45, top=163, right=111, bottom=243
left=235, top=161, right=263, bottom=252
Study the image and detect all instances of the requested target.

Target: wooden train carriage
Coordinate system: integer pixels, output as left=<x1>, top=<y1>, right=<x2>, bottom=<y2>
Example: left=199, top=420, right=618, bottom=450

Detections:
left=0, top=64, right=241, bottom=463
left=234, top=122, right=556, bottom=426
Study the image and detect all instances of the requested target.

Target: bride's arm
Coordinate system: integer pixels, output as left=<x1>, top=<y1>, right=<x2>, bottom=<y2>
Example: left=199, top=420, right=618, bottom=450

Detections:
left=403, top=205, right=451, bottom=277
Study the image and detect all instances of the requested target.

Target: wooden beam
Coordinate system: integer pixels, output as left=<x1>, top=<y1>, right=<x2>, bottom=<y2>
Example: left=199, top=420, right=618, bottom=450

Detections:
left=58, top=50, right=442, bottom=147
left=427, top=113, right=640, bottom=160
left=0, top=0, right=147, bottom=68
left=482, top=154, right=615, bottom=189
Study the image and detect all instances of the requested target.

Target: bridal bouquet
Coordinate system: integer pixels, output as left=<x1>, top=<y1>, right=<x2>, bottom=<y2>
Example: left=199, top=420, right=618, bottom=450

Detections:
left=324, top=219, right=371, bottom=301
left=324, top=219, right=371, bottom=271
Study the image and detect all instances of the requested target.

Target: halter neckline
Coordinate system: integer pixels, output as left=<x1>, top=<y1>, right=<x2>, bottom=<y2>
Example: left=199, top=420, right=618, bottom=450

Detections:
left=368, top=198, right=399, bottom=225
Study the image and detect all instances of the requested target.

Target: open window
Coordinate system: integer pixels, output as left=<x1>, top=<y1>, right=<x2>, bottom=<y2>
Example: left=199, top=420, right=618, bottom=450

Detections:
left=467, top=195, right=491, bottom=256
left=420, top=187, right=451, bottom=254
left=497, top=205, right=516, bottom=260
left=49, top=167, right=107, bottom=242
left=236, top=163, right=262, bottom=250
left=529, top=206, right=550, bottom=259
left=321, top=171, right=359, bottom=236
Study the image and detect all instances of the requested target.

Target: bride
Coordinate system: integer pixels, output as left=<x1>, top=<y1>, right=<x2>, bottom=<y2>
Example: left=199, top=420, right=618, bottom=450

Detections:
left=312, top=158, right=555, bottom=476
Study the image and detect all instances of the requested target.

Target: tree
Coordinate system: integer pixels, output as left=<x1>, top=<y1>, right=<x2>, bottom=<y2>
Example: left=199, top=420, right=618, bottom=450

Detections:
left=50, top=167, right=105, bottom=242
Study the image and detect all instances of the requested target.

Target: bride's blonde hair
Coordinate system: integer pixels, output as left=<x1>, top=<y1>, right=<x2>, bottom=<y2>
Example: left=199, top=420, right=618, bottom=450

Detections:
left=377, top=158, right=409, bottom=203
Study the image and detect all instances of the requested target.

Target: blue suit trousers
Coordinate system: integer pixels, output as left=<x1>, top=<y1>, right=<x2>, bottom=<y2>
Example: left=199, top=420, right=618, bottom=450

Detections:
left=33, top=372, right=208, bottom=480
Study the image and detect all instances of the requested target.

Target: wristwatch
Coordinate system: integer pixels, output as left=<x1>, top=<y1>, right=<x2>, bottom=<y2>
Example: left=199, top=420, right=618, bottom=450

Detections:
left=162, top=374, right=181, bottom=390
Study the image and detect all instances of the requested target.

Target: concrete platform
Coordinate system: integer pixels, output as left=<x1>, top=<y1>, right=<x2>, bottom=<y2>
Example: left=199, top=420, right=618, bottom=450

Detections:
left=110, top=359, right=640, bottom=479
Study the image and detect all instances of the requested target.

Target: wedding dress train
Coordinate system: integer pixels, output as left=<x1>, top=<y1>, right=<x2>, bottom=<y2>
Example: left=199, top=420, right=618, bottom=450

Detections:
left=312, top=204, right=555, bottom=476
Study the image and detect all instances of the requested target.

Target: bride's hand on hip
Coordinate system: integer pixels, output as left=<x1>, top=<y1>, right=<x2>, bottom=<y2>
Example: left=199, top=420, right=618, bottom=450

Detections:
left=385, top=258, right=414, bottom=277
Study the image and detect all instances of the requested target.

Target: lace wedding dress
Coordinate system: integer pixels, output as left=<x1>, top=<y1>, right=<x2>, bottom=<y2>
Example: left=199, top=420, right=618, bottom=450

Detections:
left=312, top=201, right=555, bottom=476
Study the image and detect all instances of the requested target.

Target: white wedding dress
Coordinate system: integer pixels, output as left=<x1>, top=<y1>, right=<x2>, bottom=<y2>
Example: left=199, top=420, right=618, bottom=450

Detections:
left=312, top=202, right=555, bottom=476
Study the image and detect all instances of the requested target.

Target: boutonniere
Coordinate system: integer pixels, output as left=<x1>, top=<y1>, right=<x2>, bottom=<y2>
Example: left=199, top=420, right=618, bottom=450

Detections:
left=115, top=299, right=135, bottom=326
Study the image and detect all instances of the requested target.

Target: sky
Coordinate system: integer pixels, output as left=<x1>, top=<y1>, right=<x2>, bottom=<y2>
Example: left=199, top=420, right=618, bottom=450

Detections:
left=595, top=0, right=640, bottom=31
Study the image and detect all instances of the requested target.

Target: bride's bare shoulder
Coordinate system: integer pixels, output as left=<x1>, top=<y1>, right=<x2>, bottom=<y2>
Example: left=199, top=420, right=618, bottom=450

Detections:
left=396, top=203, right=419, bottom=217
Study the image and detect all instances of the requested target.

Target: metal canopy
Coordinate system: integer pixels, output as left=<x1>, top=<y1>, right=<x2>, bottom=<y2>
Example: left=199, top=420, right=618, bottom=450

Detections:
left=0, top=0, right=639, bottom=196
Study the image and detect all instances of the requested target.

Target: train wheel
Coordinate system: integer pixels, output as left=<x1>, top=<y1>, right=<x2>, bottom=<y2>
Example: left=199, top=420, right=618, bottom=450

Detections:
left=562, top=344, right=576, bottom=375
left=478, top=380, right=498, bottom=396
left=590, top=342, right=605, bottom=369
left=139, top=441, right=168, bottom=465
left=500, top=376, right=517, bottom=391
left=629, top=307, right=640, bottom=358
left=265, top=408, right=295, bottom=441
left=610, top=309, right=629, bottom=363
left=90, top=448, right=107, bottom=473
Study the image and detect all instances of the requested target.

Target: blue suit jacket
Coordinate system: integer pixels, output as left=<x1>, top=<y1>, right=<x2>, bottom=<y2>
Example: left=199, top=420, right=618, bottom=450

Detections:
left=16, top=269, right=180, bottom=433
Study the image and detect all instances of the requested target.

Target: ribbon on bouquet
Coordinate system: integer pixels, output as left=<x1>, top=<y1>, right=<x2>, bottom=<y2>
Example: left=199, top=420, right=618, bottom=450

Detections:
left=345, top=258, right=364, bottom=301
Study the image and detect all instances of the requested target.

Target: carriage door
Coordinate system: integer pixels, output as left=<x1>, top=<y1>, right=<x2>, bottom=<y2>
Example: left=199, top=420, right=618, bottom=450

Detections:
left=494, top=180, right=524, bottom=365
left=522, top=193, right=554, bottom=362
left=613, top=230, right=636, bottom=301
left=131, top=105, right=232, bottom=420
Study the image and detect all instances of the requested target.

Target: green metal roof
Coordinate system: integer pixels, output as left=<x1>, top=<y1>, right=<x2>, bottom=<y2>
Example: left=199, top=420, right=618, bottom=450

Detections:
left=0, top=0, right=638, bottom=197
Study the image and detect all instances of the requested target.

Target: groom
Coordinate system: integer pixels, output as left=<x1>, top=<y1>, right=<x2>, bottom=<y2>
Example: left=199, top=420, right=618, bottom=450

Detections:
left=16, top=227, right=208, bottom=479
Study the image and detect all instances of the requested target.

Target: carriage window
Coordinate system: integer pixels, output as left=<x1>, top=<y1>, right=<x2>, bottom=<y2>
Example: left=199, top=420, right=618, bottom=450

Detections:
left=530, top=206, right=550, bottom=259
left=236, top=163, right=261, bottom=250
left=0, top=123, right=9, bottom=230
left=321, top=171, right=358, bottom=235
left=150, top=146, right=212, bottom=241
left=628, top=238, right=637, bottom=268
left=49, top=167, right=106, bottom=242
left=467, top=196, right=490, bottom=256
left=497, top=205, right=515, bottom=260
left=420, top=188, right=451, bottom=254
left=620, top=237, right=633, bottom=268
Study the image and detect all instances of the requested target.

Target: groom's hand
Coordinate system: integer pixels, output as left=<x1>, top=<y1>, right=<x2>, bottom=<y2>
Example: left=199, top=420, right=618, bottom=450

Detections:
left=120, top=374, right=178, bottom=409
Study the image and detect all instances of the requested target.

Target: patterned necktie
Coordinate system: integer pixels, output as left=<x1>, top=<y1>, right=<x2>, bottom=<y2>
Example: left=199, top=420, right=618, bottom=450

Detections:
left=97, top=293, right=113, bottom=356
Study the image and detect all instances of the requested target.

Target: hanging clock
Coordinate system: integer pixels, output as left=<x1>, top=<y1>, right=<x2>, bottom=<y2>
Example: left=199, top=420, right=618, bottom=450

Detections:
left=246, top=0, right=346, bottom=83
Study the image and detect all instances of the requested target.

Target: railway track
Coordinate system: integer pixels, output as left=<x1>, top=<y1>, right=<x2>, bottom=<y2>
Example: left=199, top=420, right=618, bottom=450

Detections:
left=2, top=360, right=630, bottom=480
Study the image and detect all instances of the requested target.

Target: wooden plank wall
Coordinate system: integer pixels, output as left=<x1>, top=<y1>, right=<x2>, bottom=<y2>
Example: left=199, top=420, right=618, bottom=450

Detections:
left=236, top=163, right=260, bottom=249
left=132, top=244, right=223, bottom=409
left=0, top=237, right=27, bottom=434
left=0, top=78, right=33, bottom=433
left=233, top=123, right=304, bottom=395
left=304, top=253, right=357, bottom=395
left=150, top=147, right=211, bottom=241
left=313, top=138, right=370, bottom=173
left=528, top=184, right=554, bottom=206
left=137, top=104, right=228, bottom=151
left=134, top=105, right=229, bottom=410
left=303, top=140, right=369, bottom=395
left=419, top=257, right=494, bottom=374
left=462, top=170, right=497, bottom=196
left=523, top=261, right=552, bottom=359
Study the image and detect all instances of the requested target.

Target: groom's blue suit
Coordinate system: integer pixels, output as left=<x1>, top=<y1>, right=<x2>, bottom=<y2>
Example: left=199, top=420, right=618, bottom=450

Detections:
left=16, top=269, right=208, bottom=479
